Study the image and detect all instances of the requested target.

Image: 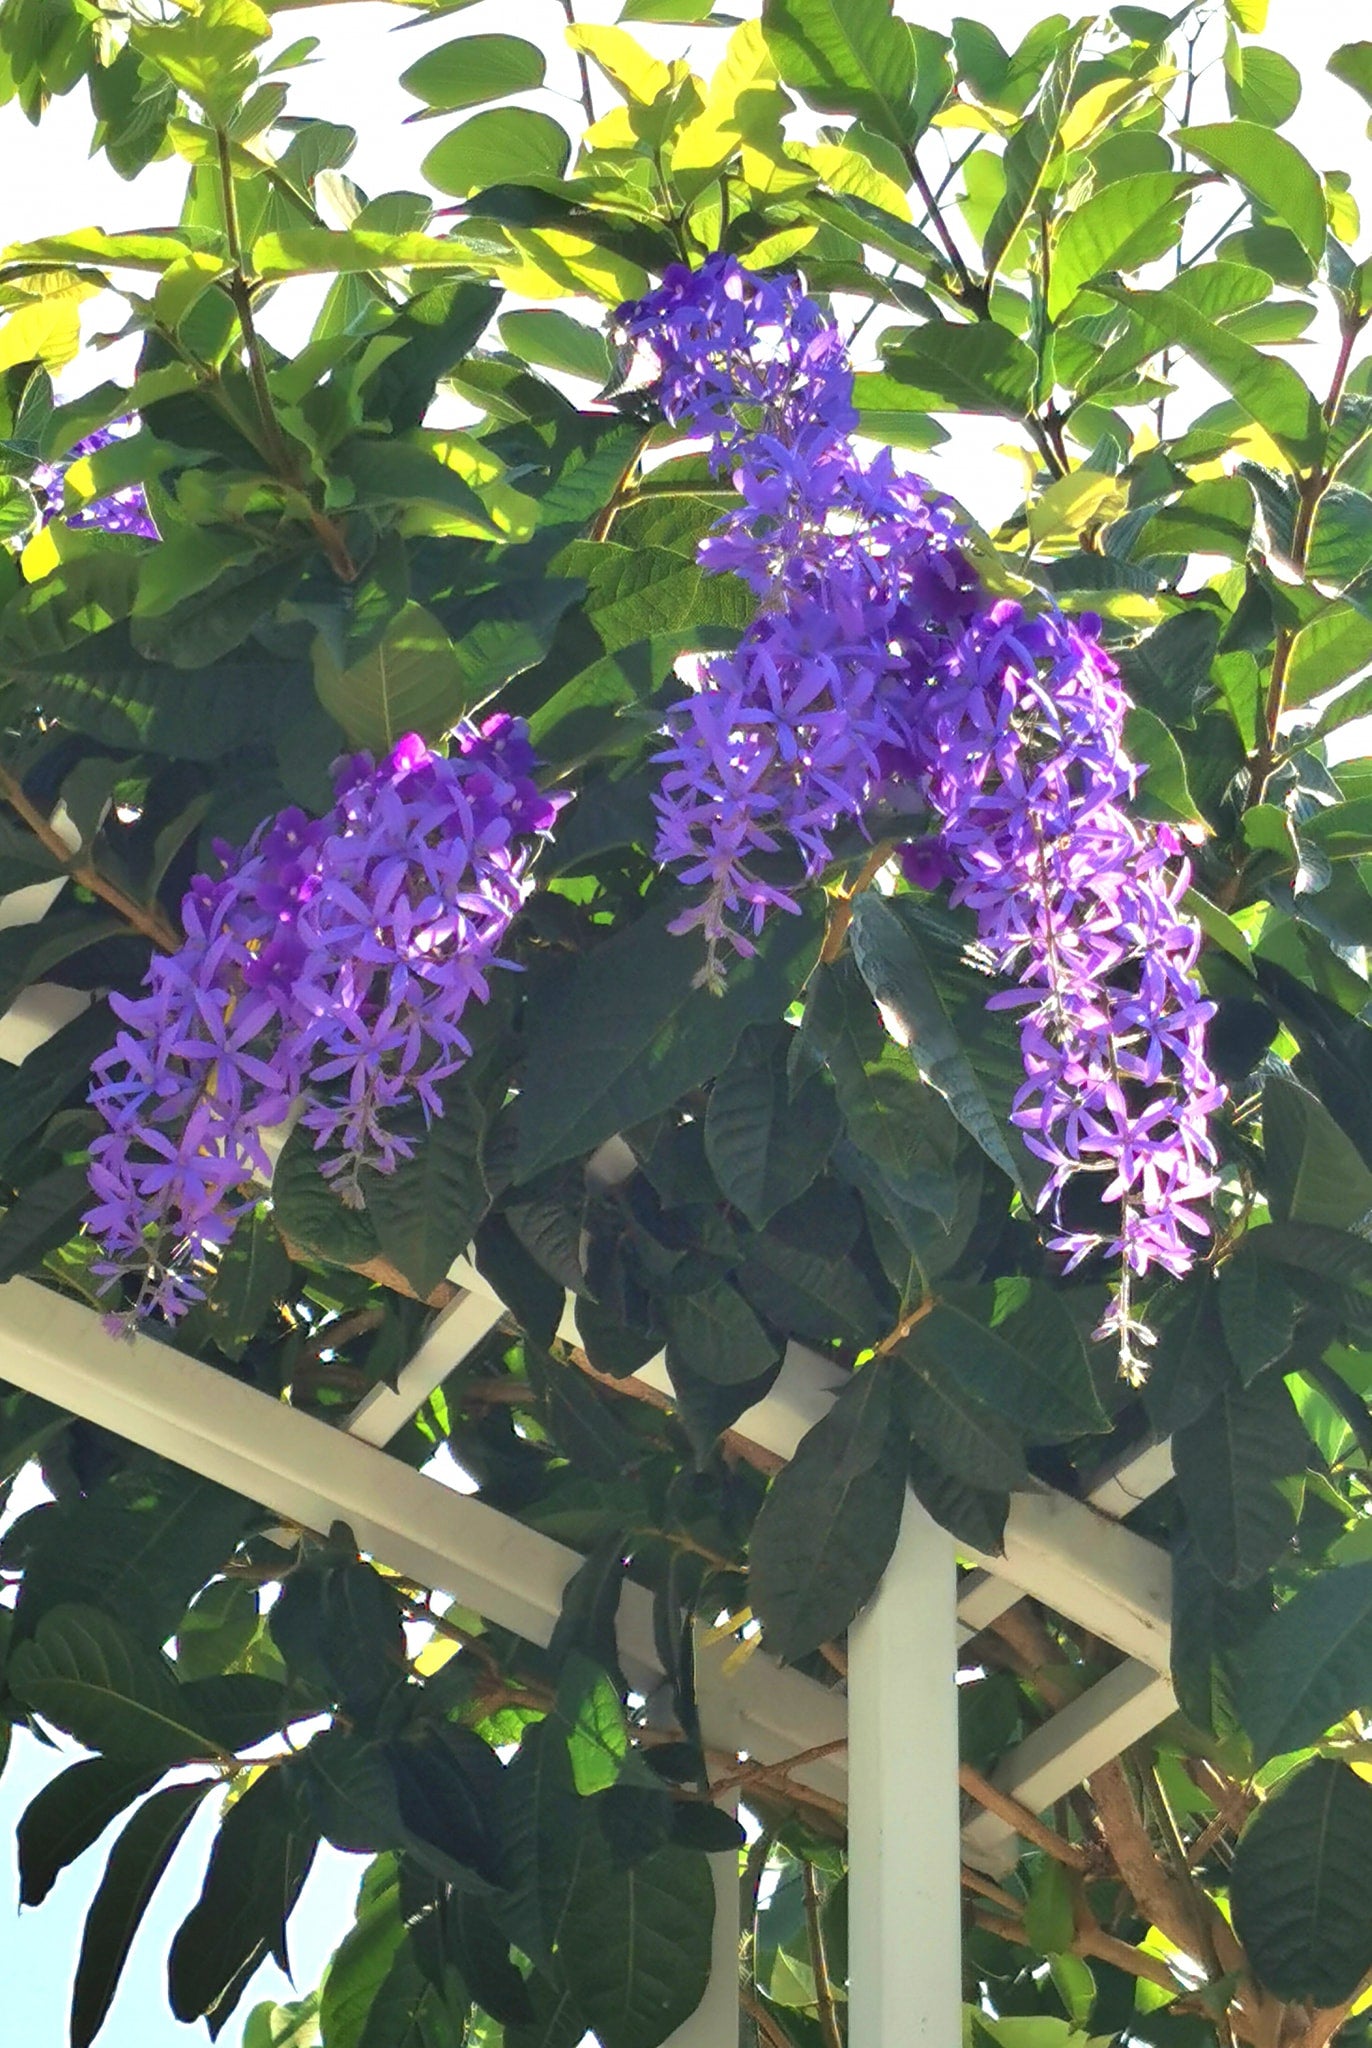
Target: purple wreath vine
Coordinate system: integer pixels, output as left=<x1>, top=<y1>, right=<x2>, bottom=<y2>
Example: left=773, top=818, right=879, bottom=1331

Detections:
left=619, top=255, right=1222, bottom=1370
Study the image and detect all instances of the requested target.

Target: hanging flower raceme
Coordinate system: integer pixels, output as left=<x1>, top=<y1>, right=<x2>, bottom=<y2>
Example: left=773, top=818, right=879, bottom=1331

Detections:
left=29, top=420, right=158, bottom=541
left=618, top=258, right=978, bottom=991
left=86, top=720, right=556, bottom=1324
left=620, top=255, right=1222, bottom=1365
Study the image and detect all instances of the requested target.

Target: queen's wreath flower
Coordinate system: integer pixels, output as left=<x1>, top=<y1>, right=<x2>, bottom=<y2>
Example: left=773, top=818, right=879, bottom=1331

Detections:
left=86, top=719, right=558, bottom=1324
left=620, top=254, right=1223, bottom=1372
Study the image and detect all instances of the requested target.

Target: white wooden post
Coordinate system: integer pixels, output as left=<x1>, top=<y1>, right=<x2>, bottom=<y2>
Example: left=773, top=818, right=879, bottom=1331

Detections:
left=847, top=1492, right=962, bottom=2045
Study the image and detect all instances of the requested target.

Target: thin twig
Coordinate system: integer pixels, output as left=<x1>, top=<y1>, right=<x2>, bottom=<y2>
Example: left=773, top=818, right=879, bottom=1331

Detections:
left=959, top=1761, right=1089, bottom=1871
left=558, top=0, right=596, bottom=130
left=711, top=1737, right=849, bottom=1802
left=0, top=764, right=180, bottom=951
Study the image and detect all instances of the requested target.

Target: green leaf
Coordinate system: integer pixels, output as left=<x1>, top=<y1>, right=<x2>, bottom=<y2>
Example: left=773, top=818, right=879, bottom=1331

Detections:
left=760, top=0, right=915, bottom=146
left=1048, top=172, right=1199, bottom=319
left=515, top=894, right=824, bottom=1179
left=71, top=1782, right=211, bottom=2048
left=130, top=554, right=305, bottom=671
left=17, top=1757, right=161, bottom=1908
left=423, top=109, right=571, bottom=199
left=271, top=1128, right=381, bottom=1270
left=750, top=1361, right=908, bottom=1661
left=1238, top=1561, right=1372, bottom=1761
left=1231, top=1759, right=1372, bottom=2006
left=9, top=1605, right=241, bottom=1767
left=1330, top=41, right=1372, bottom=125
left=499, top=309, right=613, bottom=384
left=1306, top=487, right=1372, bottom=591
left=1100, top=284, right=1323, bottom=470
left=168, top=1768, right=318, bottom=2022
left=883, top=320, right=1037, bottom=416
left=1179, top=119, right=1335, bottom=260
left=704, top=1024, right=838, bottom=1228
left=399, top=34, right=545, bottom=112
left=1226, top=44, right=1301, bottom=126
left=1132, top=477, right=1255, bottom=562
left=1125, top=705, right=1207, bottom=825
left=250, top=227, right=494, bottom=279
left=556, top=1834, right=715, bottom=2048
left=556, top=1655, right=629, bottom=1796
left=207, top=1206, right=292, bottom=1359
left=1286, top=605, right=1372, bottom=704
left=1263, top=1071, right=1372, bottom=1231
left=903, top=1281, right=1108, bottom=1442
left=983, top=32, right=1084, bottom=281
left=1178, top=121, right=1326, bottom=263
left=362, top=1083, right=488, bottom=1299
left=313, top=601, right=467, bottom=751
left=663, top=1278, right=780, bottom=1388
left=1173, top=1374, right=1309, bottom=1587
left=848, top=893, right=1022, bottom=1187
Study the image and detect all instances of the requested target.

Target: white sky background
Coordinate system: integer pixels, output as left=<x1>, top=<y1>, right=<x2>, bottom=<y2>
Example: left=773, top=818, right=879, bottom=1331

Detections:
left=0, top=2, right=1370, bottom=2043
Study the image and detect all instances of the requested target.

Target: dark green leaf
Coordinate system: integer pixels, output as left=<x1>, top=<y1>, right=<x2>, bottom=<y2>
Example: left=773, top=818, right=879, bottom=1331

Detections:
left=17, top=1757, right=161, bottom=1908
left=704, top=1025, right=839, bottom=1228
left=0, top=1162, right=92, bottom=1282
left=1239, top=1561, right=1372, bottom=1761
left=883, top=321, right=1037, bottom=417
left=515, top=895, right=823, bottom=1179
left=663, top=1279, right=780, bottom=1388
left=1263, top=1071, right=1372, bottom=1231
left=750, top=1361, right=908, bottom=1662
left=8, top=1604, right=238, bottom=1767
left=362, top=1083, right=488, bottom=1299
left=1173, top=1374, right=1309, bottom=1587
left=849, top=893, right=1023, bottom=1187
left=1231, top=1759, right=1372, bottom=2006
left=904, top=1281, right=1109, bottom=1441
left=557, top=1830, right=715, bottom=2048
left=168, top=1768, right=318, bottom=2021
left=71, top=1783, right=211, bottom=2048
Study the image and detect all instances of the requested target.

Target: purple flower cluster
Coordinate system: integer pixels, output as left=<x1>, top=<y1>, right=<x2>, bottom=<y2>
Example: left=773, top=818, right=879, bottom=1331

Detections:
left=920, top=600, right=1222, bottom=1362
left=618, top=260, right=978, bottom=992
left=621, top=256, right=1221, bottom=1353
left=86, top=720, right=555, bottom=1322
left=30, top=420, right=158, bottom=541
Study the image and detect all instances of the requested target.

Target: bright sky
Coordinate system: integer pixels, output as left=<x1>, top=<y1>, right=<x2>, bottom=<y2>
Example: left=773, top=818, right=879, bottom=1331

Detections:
left=1, top=2, right=1369, bottom=2042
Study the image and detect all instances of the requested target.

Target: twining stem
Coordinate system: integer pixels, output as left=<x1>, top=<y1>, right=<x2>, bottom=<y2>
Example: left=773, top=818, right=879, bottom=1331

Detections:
left=905, top=146, right=988, bottom=317
left=958, top=1761, right=1089, bottom=1871
left=0, top=763, right=180, bottom=952
left=819, top=838, right=894, bottom=963
left=557, top=0, right=596, bottom=130
left=801, top=1861, right=844, bottom=2048
left=213, top=126, right=356, bottom=582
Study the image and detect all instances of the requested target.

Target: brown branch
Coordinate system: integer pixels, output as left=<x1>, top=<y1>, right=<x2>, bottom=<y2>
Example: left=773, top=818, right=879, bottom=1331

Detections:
left=557, top=0, right=596, bottom=130
left=0, top=764, right=180, bottom=952
left=1087, top=1759, right=1211, bottom=1963
left=969, top=1909, right=1183, bottom=1994
left=959, top=1762, right=1088, bottom=1871
left=711, top=1738, right=849, bottom=1804
left=961, top=1866, right=1019, bottom=1911
left=819, top=839, right=895, bottom=964
left=801, top=1861, right=843, bottom=2048
left=741, top=1987, right=792, bottom=2048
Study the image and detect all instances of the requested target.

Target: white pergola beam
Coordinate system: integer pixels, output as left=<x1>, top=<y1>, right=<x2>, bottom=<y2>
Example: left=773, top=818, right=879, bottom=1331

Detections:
left=961, top=1662, right=1178, bottom=1874
left=451, top=1259, right=1176, bottom=1671
left=0, top=1276, right=848, bottom=1796
left=344, top=1287, right=505, bottom=1447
